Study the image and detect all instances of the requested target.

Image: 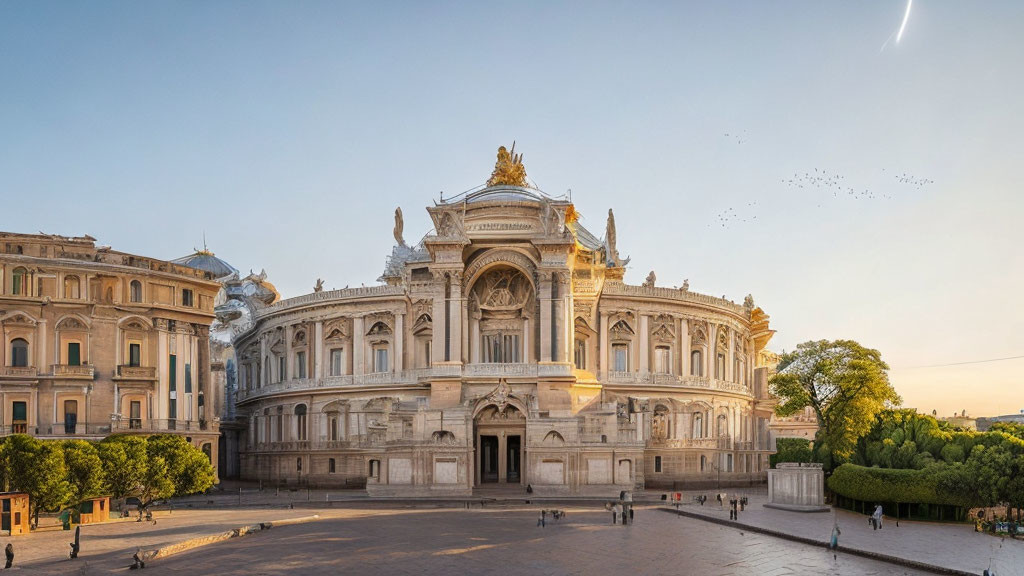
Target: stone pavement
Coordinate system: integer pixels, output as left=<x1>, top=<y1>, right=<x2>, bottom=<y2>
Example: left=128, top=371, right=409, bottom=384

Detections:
left=142, top=506, right=929, bottom=576
left=0, top=507, right=367, bottom=574
left=662, top=488, right=1024, bottom=576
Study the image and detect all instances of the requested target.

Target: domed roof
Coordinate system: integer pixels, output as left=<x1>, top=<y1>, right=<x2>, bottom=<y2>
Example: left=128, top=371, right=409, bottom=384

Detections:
left=172, top=250, right=238, bottom=280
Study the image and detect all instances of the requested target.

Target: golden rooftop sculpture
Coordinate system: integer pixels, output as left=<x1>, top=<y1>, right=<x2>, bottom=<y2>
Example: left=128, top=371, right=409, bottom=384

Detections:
left=486, top=142, right=528, bottom=187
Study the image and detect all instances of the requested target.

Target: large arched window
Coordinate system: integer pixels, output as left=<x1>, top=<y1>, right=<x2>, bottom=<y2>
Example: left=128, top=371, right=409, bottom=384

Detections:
left=12, top=267, right=28, bottom=296
left=10, top=338, right=29, bottom=367
left=717, top=414, right=728, bottom=437
left=295, top=404, right=307, bottom=441
left=130, top=280, right=143, bottom=303
left=63, top=276, right=81, bottom=299
left=690, top=350, right=703, bottom=376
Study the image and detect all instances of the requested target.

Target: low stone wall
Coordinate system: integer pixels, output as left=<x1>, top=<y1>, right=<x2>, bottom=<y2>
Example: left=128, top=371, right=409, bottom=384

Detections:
left=766, top=463, right=827, bottom=512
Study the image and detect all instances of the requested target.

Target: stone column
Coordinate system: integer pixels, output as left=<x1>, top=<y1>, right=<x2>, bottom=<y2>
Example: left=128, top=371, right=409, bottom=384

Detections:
left=284, top=325, right=293, bottom=381
left=432, top=278, right=445, bottom=365
left=352, top=316, right=365, bottom=376
left=708, top=324, right=718, bottom=378
left=314, top=321, right=323, bottom=379
left=638, top=314, right=649, bottom=374
left=679, top=318, right=689, bottom=376
left=727, top=329, right=735, bottom=382
left=260, top=332, right=268, bottom=385
left=394, top=312, right=404, bottom=373
left=599, top=311, right=610, bottom=373
left=521, top=318, right=529, bottom=363
left=449, top=272, right=463, bottom=363
left=560, top=272, right=572, bottom=364
left=539, top=274, right=552, bottom=362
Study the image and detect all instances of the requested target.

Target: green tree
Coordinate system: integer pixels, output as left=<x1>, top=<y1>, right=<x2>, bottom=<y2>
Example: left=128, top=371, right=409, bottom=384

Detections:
left=63, top=440, right=106, bottom=505
left=138, top=455, right=175, bottom=507
left=146, top=435, right=215, bottom=496
left=770, top=437, right=814, bottom=468
left=21, top=440, right=72, bottom=526
left=99, top=436, right=148, bottom=500
left=770, top=340, right=900, bottom=467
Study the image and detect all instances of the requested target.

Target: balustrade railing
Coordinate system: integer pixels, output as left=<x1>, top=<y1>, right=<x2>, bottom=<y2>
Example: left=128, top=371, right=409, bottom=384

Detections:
left=116, top=365, right=157, bottom=379
left=51, top=364, right=95, bottom=378
left=1, top=366, right=38, bottom=377
left=110, top=419, right=213, bottom=433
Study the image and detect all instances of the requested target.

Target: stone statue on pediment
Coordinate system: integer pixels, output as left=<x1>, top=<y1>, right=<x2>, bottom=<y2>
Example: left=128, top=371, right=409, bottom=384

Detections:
left=642, top=270, right=656, bottom=288
left=314, top=278, right=324, bottom=293
left=394, top=207, right=405, bottom=246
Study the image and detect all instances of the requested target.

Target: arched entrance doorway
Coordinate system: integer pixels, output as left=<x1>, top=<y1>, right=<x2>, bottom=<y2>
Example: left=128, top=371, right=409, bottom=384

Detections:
left=474, top=403, right=526, bottom=485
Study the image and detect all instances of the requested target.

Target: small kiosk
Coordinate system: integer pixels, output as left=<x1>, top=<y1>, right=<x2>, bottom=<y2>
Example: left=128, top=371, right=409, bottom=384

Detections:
left=0, top=492, right=30, bottom=536
left=78, top=496, right=111, bottom=524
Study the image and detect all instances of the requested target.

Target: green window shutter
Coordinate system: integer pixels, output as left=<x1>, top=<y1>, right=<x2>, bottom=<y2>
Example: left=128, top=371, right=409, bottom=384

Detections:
left=12, top=401, right=27, bottom=421
left=185, top=363, right=192, bottom=393
left=67, top=343, right=81, bottom=366
left=169, top=354, right=177, bottom=391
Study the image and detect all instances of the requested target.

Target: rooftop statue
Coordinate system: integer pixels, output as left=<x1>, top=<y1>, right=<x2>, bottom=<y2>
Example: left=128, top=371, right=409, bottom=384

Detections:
left=642, top=270, right=656, bottom=288
left=394, top=207, right=405, bottom=246
left=314, top=278, right=324, bottom=293
left=486, top=143, right=528, bottom=187
left=605, top=208, right=624, bottom=266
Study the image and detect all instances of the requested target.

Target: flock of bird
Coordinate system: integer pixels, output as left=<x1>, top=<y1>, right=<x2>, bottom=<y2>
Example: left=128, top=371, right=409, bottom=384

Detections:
left=711, top=201, right=759, bottom=228
left=707, top=130, right=935, bottom=229
left=892, top=172, right=934, bottom=188
left=723, top=131, right=748, bottom=145
left=782, top=169, right=891, bottom=202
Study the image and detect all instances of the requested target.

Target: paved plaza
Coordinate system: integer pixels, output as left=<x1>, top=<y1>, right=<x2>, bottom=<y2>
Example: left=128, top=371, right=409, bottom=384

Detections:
left=3, top=493, right=1021, bottom=575
left=141, top=506, right=926, bottom=576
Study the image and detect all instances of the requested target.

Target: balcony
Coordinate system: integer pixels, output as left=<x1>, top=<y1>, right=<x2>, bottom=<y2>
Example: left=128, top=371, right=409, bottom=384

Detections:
left=115, top=365, right=157, bottom=380
left=110, top=418, right=216, bottom=434
left=596, top=371, right=751, bottom=396
left=1, top=366, right=38, bottom=378
left=51, top=364, right=95, bottom=379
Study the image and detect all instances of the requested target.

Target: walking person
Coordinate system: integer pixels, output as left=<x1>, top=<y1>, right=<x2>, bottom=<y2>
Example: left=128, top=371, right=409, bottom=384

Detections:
left=5, top=542, right=14, bottom=569
left=872, top=504, right=884, bottom=530
left=829, top=519, right=841, bottom=561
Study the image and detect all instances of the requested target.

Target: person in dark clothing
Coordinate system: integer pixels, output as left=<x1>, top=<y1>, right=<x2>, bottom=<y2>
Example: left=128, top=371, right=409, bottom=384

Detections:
left=70, top=525, right=81, bottom=559
left=5, top=543, right=14, bottom=569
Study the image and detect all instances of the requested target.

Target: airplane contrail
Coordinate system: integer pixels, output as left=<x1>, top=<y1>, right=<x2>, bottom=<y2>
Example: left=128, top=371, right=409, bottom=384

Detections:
left=896, top=0, right=913, bottom=43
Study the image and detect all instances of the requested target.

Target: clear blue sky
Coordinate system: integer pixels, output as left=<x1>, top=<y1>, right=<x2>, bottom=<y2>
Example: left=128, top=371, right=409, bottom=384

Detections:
left=2, top=1, right=1021, bottom=416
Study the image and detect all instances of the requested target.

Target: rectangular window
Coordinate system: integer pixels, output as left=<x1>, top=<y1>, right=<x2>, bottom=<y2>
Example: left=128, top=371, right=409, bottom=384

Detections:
left=296, top=351, right=307, bottom=379
left=130, top=400, right=142, bottom=429
left=654, top=455, right=662, bottom=473
left=169, top=354, right=177, bottom=424
left=11, top=341, right=28, bottom=367
left=12, top=401, right=27, bottom=433
left=574, top=339, right=586, bottom=370
left=482, top=334, right=521, bottom=363
left=330, top=349, right=343, bottom=376
left=279, top=356, right=286, bottom=381
left=373, top=347, right=389, bottom=373
left=129, top=343, right=141, bottom=367
left=612, top=344, right=628, bottom=372
left=64, top=400, right=78, bottom=434
left=185, top=363, right=192, bottom=393
left=181, top=289, right=194, bottom=307
left=655, top=346, right=671, bottom=374
left=67, top=342, right=81, bottom=366
left=329, top=458, right=336, bottom=474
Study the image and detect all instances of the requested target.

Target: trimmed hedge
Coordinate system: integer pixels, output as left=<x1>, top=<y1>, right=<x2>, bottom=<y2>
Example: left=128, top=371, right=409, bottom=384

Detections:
left=770, top=437, right=813, bottom=468
left=828, top=463, right=973, bottom=521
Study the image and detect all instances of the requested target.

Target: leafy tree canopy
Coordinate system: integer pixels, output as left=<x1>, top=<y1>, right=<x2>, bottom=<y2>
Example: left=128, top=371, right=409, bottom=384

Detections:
left=770, top=339, right=900, bottom=465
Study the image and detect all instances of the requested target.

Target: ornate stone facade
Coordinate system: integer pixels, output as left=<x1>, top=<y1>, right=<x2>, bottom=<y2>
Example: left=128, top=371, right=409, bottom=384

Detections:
left=0, top=232, right=223, bottom=475
left=230, top=151, right=778, bottom=495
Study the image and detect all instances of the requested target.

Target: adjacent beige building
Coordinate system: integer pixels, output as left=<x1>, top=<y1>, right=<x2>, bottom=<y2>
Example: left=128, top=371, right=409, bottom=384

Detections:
left=228, top=149, right=779, bottom=495
left=0, top=232, right=222, bottom=474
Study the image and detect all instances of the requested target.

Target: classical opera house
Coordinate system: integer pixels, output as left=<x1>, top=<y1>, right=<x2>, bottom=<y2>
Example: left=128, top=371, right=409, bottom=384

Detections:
left=226, top=147, right=777, bottom=495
